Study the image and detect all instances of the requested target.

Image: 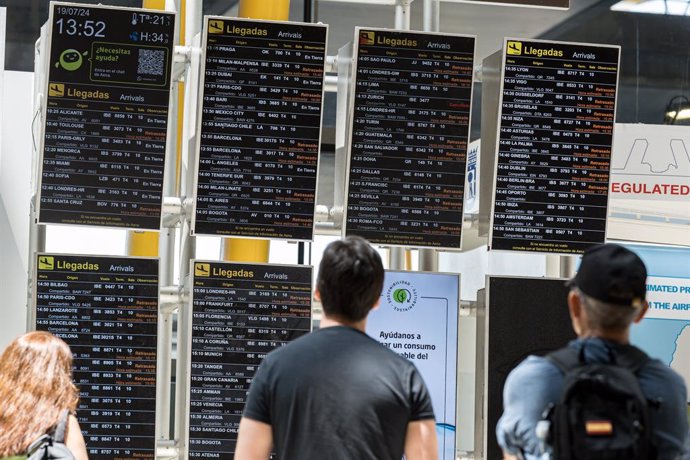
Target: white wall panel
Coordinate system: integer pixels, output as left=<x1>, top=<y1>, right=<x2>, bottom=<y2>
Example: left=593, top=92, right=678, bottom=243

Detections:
left=0, top=71, right=33, bottom=272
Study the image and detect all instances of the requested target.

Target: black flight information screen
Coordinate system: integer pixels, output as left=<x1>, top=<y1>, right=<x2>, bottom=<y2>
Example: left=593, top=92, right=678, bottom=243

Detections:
left=490, top=39, right=620, bottom=254
left=345, top=28, right=475, bottom=249
left=187, top=261, right=312, bottom=459
left=38, top=3, right=175, bottom=229
left=34, top=254, right=159, bottom=460
left=193, top=17, right=327, bottom=240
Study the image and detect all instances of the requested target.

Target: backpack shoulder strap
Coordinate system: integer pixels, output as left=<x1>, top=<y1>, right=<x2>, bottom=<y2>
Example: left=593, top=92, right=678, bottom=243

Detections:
left=545, top=346, right=581, bottom=374
left=546, top=344, right=650, bottom=375
left=53, top=410, right=70, bottom=443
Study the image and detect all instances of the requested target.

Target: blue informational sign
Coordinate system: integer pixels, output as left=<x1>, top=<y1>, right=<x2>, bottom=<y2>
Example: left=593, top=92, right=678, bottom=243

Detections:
left=625, top=244, right=690, bottom=417
left=366, top=271, right=460, bottom=460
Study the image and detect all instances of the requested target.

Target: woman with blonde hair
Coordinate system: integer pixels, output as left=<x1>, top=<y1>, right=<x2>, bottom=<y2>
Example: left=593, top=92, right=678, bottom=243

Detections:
left=0, top=331, right=88, bottom=460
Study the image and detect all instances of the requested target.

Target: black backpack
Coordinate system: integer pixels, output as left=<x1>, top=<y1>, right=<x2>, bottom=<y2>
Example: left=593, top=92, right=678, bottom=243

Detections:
left=541, top=345, right=656, bottom=460
left=26, top=410, right=76, bottom=460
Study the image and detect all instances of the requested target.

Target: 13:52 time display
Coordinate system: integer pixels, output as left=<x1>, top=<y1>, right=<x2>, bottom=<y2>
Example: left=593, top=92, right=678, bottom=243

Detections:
left=55, top=18, right=106, bottom=37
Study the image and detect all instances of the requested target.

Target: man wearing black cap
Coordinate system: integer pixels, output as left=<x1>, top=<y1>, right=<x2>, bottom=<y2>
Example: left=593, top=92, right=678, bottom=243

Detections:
left=496, top=243, right=689, bottom=460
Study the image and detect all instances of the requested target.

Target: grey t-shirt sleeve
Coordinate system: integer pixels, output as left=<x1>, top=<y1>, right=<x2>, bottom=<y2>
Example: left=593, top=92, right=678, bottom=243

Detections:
left=409, top=367, right=435, bottom=421
left=242, top=358, right=272, bottom=424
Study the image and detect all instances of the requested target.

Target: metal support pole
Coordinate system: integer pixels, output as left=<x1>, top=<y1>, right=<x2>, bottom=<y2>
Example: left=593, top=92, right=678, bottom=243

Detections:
left=389, top=247, right=406, bottom=270
left=27, top=34, right=48, bottom=331
left=560, top=255, right=577, bottom=279
left=422, top=1, right=440, bottom=37
left=432, top=0, right=440, bottom=32
left=140, top=0, right=182, bottom=445
left=545, top=254, right=561, bottom=278
left=423, top=0, right=433, bottom=31
left=26, top=207, right=45, bottom=330
left=174, top=0, right=202, bottom=453
left=325, top=55, right=338, bottom=73
left=155, top=32, right=183, bottom=440
left=546, top=254, right=577, bottom=278
left=36, top=223, right=46, bottom=252
left=324, top=74, right=338, bottom=93
left=156, top=228, right=175, bottom=441
left=395, top=0, right=412, bottom=30
left=184, top=0, right=201, bottom=46
left=419, top=248, right=438, bottom=272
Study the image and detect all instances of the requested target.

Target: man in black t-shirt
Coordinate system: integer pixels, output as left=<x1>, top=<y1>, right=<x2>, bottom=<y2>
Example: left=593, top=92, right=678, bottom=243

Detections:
left=235, top=236, right=438, bottom=460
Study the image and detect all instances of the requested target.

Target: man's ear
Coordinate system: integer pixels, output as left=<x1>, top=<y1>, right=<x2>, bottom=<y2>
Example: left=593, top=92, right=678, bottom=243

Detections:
left=314, top=289, right=321, bottom=302
left=633, top=300, right=649, bottom=324
left=568, top=290, right=583, bottom=335
left=371, top=297, right=381, bottom=311
left=567, top=290, right=580, bottom=318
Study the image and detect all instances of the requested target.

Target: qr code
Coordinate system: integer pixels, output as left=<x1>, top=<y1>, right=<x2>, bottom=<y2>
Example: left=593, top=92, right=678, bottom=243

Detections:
left=138, top=49, right=165, bottom=76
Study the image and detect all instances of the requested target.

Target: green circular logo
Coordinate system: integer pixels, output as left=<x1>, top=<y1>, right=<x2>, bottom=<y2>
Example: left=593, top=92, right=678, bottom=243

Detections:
left=386, top=280, right=417, bottom=312
left=56, top=49, right=86, bottom=71
left=393, top=288, right=411, bottom=304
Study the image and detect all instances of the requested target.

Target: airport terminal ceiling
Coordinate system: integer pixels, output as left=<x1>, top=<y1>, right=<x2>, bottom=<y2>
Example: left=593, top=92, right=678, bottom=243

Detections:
left=2, top=0, right=689, bottom=125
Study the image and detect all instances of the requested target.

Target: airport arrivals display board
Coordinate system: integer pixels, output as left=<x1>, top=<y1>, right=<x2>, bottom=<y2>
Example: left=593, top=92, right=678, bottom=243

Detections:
left=34, top=254, right=159, bottom=460
left=366, top=271, right=460, bottom=460
left=193, top=17, right=327, bottom=240
left=187, top=261, right=312, bottom=458
left=490, top=39, right=620, bottom=254
left=38, top=3, right=175, bottom=229
left=345, top=28, right=475, bottom=249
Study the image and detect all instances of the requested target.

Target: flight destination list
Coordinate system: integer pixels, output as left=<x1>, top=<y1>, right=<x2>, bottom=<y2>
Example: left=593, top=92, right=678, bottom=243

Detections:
left=39, top=3, right=175, bottom=229
left=34, top=254, right=158, bottom=460
left=491, top=39, right=620, bottom=254
left=193, top=18, right=327, bottom=240
left=345, top=28, right=475, bottom=249
left=188, top=261, right=312, bottom=458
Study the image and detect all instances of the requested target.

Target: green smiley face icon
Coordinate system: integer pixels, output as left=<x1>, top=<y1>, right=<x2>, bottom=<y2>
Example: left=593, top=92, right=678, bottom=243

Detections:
left=55, top=49, right=87, bottom=71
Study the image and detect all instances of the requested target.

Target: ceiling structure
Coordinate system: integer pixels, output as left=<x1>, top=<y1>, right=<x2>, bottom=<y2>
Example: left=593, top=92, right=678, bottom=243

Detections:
left=310, top=0, right=690, bottom=124
left=1, top=0, right=687, bottom=129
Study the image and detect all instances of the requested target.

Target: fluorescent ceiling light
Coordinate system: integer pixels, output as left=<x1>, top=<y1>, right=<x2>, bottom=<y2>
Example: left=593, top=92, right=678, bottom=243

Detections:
left=665, top=109, right=690, bottom=121
left=664, top=96, right=690, bottom=123
left=611, top=0, right=690, bottom=15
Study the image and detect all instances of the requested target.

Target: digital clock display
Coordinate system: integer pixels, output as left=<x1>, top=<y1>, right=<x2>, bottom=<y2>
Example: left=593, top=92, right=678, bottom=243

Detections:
left=54, top=17, right=170, bottom=44
left=55, top=18, right=106, bottom=37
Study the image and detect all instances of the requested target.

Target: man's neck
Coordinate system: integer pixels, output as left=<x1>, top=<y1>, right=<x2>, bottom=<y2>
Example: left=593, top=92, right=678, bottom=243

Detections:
left=319, top=315, right=367, bottom=333
left=578, top=329, right=630, bottom=344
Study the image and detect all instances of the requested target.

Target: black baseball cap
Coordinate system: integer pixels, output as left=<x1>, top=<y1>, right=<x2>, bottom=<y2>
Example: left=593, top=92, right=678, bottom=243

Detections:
left=567, top=243, right=647, bottom=306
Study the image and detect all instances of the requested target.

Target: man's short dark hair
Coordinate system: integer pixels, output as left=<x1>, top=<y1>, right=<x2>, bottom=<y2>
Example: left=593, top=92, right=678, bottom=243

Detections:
left=317, top=236, right=384, bottom=322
